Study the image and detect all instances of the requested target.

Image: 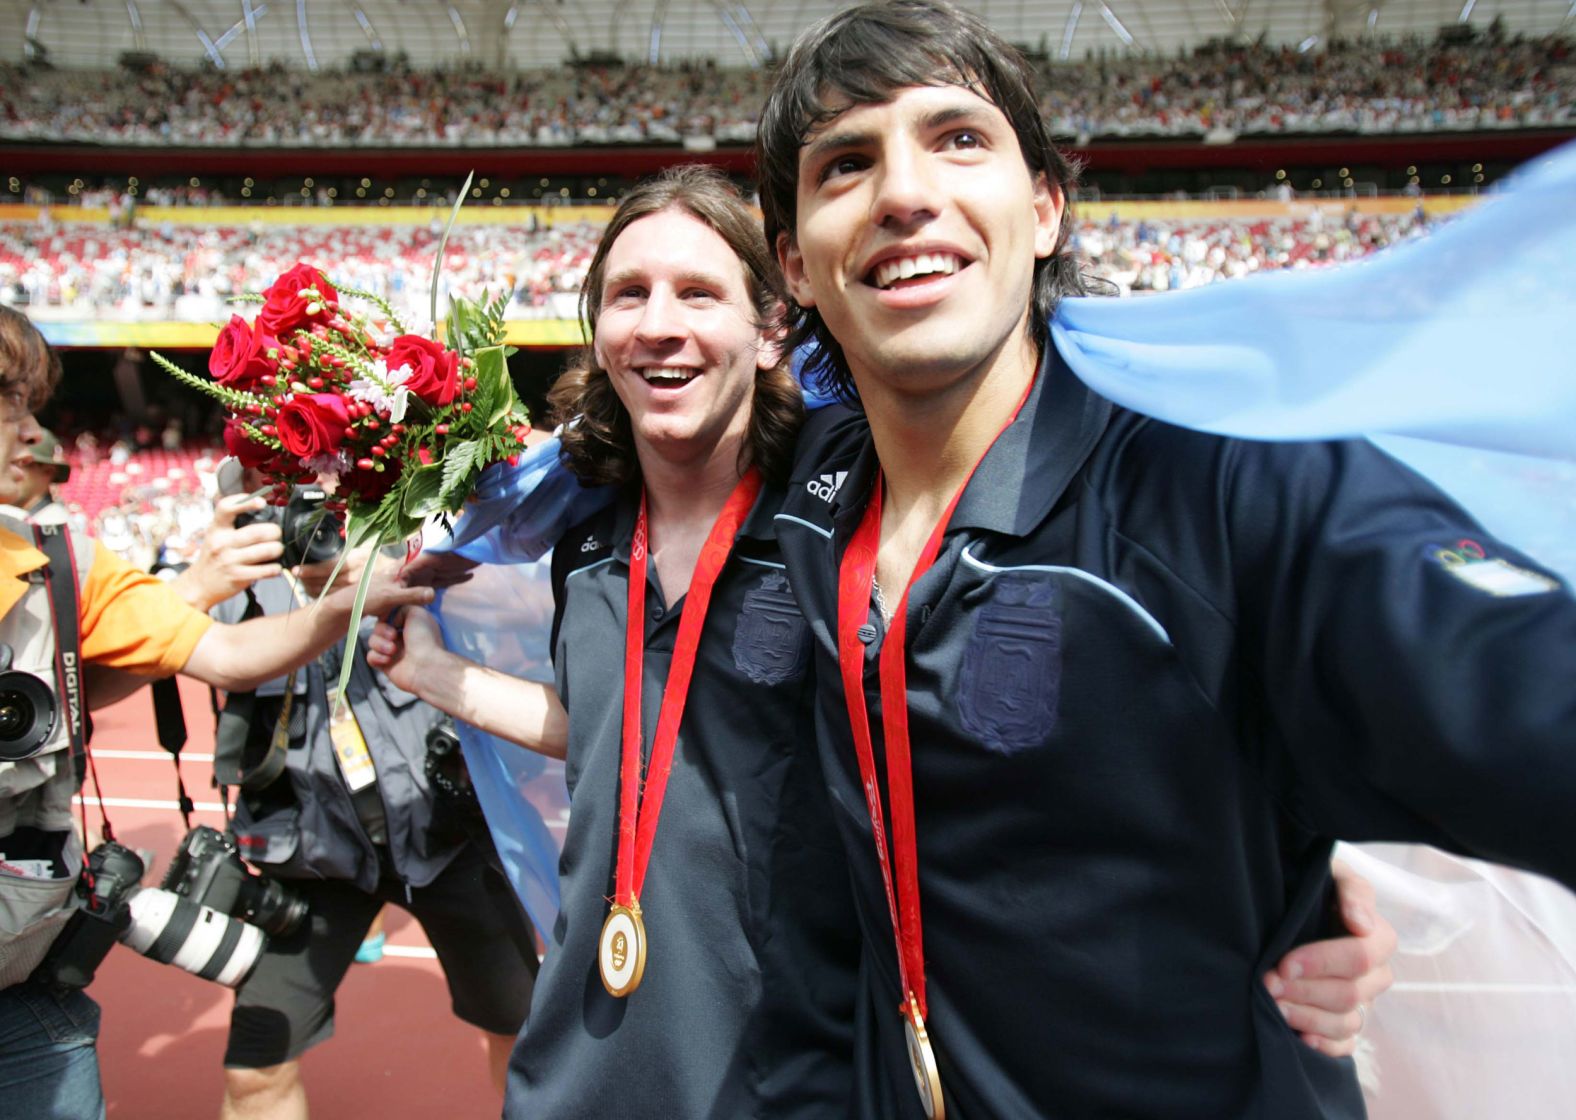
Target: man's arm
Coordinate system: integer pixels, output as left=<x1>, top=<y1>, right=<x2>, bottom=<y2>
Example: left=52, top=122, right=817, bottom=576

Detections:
left=366, top=606, right=568, bottom=759
left=178, top=563, right=433, bottom=693
left=1229, top=437, right=1576, bottom=884
left=83, top=495, right=286, bottom=709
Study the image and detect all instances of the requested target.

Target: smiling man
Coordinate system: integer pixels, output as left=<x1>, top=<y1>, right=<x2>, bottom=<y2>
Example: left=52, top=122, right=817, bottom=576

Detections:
left=759, top=3, right=1576, bottom=1117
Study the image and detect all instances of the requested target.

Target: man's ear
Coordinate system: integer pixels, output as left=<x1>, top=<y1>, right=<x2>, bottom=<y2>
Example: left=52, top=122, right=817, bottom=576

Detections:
left=776, top=231, right=817, bottom=308
left=1032, top=174, right=1065, bottom=260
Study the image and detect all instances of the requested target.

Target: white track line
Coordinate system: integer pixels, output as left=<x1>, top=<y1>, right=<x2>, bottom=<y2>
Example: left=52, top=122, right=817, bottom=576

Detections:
left=89, top=750, right=216, bottom=762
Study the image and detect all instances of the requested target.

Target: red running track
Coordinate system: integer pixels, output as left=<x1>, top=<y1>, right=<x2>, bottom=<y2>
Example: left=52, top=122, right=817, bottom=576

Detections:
left=81, top=677, right=509, bottom=1119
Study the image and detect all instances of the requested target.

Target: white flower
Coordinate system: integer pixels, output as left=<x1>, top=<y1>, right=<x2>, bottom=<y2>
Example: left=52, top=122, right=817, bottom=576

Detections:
left=346, top=358, right=412, bottom=420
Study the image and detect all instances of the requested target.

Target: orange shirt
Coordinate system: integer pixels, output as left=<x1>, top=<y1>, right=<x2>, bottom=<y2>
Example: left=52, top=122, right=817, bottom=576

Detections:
left=0, top=528, right=212, bottom=677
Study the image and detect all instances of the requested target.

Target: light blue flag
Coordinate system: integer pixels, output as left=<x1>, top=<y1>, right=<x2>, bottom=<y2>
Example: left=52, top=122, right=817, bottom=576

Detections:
left=428, top=566, right=566, bottom=939
left=431, top=139, right=1576, bottom=926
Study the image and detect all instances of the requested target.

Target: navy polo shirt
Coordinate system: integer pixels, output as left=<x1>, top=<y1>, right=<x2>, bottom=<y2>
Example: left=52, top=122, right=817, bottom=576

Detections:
left=774, top=347, right=1576, bottom=1119
left=506, top=483, right=859, bottom=1120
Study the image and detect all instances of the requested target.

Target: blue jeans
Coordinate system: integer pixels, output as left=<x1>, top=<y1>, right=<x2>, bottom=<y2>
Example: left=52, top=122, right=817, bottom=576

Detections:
left=0, top=980, right=106, bottom=1120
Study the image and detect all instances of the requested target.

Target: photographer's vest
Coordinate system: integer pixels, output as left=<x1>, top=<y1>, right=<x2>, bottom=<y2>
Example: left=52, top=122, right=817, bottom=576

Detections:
left=0, top=513, right=95, bottom=988
left=214, top=575, right=460, bottom=893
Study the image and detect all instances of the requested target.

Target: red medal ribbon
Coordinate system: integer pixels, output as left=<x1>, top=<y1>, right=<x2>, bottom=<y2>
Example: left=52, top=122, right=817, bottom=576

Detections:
left=616, top=466, right=763, bottom=909
left=836, top=378, right=1034, bottom=1019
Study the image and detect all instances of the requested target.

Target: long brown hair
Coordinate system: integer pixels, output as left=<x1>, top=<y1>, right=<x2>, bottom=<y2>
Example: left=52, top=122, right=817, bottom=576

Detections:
left=549, top=164, right=804, bottom=489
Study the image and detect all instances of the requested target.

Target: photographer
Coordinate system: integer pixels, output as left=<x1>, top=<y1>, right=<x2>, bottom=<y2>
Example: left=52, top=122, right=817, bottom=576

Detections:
left=209, top=482, right=539, bottom=1120
left=0, top=306, right=433, bottom=1120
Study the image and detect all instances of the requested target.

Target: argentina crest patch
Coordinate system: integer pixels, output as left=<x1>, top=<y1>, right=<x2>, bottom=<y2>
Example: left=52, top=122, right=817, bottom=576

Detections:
left=959, top=571, right=1062, bottom=754
left=732, top=570, right=810, bottom=685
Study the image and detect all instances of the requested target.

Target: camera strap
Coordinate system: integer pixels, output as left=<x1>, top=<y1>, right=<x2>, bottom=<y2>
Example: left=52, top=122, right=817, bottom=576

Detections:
left=32, top=524, right=114, bottom=857
left=32, top=525, right=88, bottom=782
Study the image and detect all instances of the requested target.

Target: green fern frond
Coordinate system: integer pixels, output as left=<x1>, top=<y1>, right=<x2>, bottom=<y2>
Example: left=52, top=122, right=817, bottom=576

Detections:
left=149, top=350, right=268, bottom=411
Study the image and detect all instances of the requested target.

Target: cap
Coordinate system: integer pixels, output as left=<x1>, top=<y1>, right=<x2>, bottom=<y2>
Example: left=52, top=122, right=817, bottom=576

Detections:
left=28, top=429, right=71, bottom=482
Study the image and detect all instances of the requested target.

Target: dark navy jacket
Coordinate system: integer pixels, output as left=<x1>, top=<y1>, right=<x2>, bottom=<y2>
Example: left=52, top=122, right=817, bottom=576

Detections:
left=773, top=347, right=1576, bottom=1119
left=506, top=485, right=859, bottom=1119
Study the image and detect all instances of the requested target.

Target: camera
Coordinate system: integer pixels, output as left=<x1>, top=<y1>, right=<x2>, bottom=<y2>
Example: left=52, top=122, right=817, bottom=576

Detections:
left=33, top=840, right=269, bottom=991
left=0, top=643, right=57, bottom=761
left=424, top=719, right=495, bottom=858
left=218, top=456, right=343, bottom=570
left=161, top=825, right=308, bottom=938
left=239, top=485, right=344, bottom=569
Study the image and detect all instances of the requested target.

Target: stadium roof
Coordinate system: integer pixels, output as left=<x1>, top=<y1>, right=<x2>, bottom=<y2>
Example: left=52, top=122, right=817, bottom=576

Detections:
left=5, top=0, right=1571, bottom=71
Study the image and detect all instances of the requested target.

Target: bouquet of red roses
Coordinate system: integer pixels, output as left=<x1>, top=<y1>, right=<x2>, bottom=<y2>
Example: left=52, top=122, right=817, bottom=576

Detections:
left=152, top=262, right=532, bottom=554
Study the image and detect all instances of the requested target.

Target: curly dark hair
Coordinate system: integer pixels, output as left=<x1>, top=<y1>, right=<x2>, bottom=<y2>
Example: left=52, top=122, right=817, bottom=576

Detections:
left=548, top=164, right=804, bottom=490
left=0, top=305, right=61, bottom=415
left=755, top=0, right=1089, bottom=402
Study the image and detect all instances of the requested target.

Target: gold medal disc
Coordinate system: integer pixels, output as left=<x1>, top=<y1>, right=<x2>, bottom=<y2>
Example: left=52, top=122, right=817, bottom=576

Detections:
left=598, top=903, right=647, bottom=997
left=902, top=994, right=945, bottom=1120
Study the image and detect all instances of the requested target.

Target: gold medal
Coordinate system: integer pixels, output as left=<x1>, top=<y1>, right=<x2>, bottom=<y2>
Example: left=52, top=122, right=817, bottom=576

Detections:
left=903, top=993, right=944, bottom=1120
left=598, top=902, right=647, bottom=997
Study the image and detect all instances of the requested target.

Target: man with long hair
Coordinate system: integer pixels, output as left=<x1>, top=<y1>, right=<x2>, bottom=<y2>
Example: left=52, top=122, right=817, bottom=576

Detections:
left=760, top=2, right=1576, bottom=1116
left=374, top=165, right=861, bottom=1117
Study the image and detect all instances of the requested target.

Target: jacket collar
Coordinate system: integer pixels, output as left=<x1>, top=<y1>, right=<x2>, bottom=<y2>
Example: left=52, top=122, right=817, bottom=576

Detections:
left=826, top=342, right=1114, bottom=541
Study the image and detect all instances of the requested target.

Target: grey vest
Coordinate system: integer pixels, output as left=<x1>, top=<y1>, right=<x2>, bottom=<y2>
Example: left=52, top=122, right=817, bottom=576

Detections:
left=215, top=576, right=460, bottom=892
left=0, top=514, right=94, bottom=988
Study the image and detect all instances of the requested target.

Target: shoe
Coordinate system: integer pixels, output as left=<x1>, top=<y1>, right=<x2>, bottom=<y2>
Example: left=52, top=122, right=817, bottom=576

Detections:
left=354, top=931, right=386, bottom=964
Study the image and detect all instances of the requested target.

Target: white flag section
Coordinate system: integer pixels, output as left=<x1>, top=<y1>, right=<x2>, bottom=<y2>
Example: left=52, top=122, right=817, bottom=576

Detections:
left=1340, top=844, right=1576, bottom=1119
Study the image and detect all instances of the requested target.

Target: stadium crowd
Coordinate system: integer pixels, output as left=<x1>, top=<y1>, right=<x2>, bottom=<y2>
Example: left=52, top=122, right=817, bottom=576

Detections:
left=0, top=219, right=604, bottom=320
left=0, top=207, right=1429, bottom=321
left=2, top=32, right=1569, bottom=149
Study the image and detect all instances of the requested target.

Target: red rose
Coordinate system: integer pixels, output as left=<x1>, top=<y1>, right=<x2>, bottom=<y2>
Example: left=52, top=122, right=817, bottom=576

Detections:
left=209, top=314, right=276, bottom=389
left=257, top=264, right=339, bottom=335
left=387, top=335, right=459, bottom=407
left=275, top=393, right=351, bottom=459
left=222, top=417, right=277, bottom=470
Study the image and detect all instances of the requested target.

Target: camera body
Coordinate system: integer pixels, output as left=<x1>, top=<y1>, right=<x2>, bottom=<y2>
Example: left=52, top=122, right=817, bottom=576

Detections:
left=161, top=825, right=307, bottom=938
left=0, top=642, right=58, bottom=761
left=424, top=719, right=497, bottom=860
left=237, top=486, right=344, bottom=569
left=32, top=841, right=144, bottom=990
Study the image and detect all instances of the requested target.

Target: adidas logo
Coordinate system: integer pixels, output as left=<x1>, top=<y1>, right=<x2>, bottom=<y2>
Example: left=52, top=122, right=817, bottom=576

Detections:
left=805, top=471, right=847, bottom=503
left=579, top=536, right=603, bottom=553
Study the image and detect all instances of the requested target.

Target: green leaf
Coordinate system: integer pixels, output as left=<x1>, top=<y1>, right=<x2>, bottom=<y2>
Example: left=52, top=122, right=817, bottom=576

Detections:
left=332, top=538, right=384, bottom=717
left=466, top=344, right=507, bottom=423
left=431, top=170, right=474, bottom=327
left=438, top=439, right=483, bottom=505
left=400, top=462, right=447, bottom=519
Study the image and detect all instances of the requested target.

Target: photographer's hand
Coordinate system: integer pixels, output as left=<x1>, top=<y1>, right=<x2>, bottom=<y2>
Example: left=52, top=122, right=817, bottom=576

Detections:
left=368, top=607, right=568, bottom=760
left=293, top=544, right=372, bottom=600
left=172, top=493, right=284, bottom=613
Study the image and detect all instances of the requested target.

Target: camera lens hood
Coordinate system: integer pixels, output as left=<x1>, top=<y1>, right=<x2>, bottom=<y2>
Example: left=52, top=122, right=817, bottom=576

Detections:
left=0, top=667, right=59, bottom=760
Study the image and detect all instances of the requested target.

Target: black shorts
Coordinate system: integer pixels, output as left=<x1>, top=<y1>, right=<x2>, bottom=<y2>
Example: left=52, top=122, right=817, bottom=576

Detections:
left=223, top=844, right=539, bottom=1069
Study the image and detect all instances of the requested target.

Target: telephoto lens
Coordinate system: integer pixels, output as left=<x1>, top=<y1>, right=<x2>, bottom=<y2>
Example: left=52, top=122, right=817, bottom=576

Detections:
left=119, top=889, right=267, bottom=988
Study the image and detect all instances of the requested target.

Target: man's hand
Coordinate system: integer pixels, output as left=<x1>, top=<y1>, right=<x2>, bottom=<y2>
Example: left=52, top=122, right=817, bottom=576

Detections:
left=293, top=544, right=370, bottom=600
left=170, top=494, right=284, bottom=612
left=399, top=549, right=480, bottom=589
left=367, top=606, right=443, bottom=697
left=1263, top=859, right=1398, bottom=1056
